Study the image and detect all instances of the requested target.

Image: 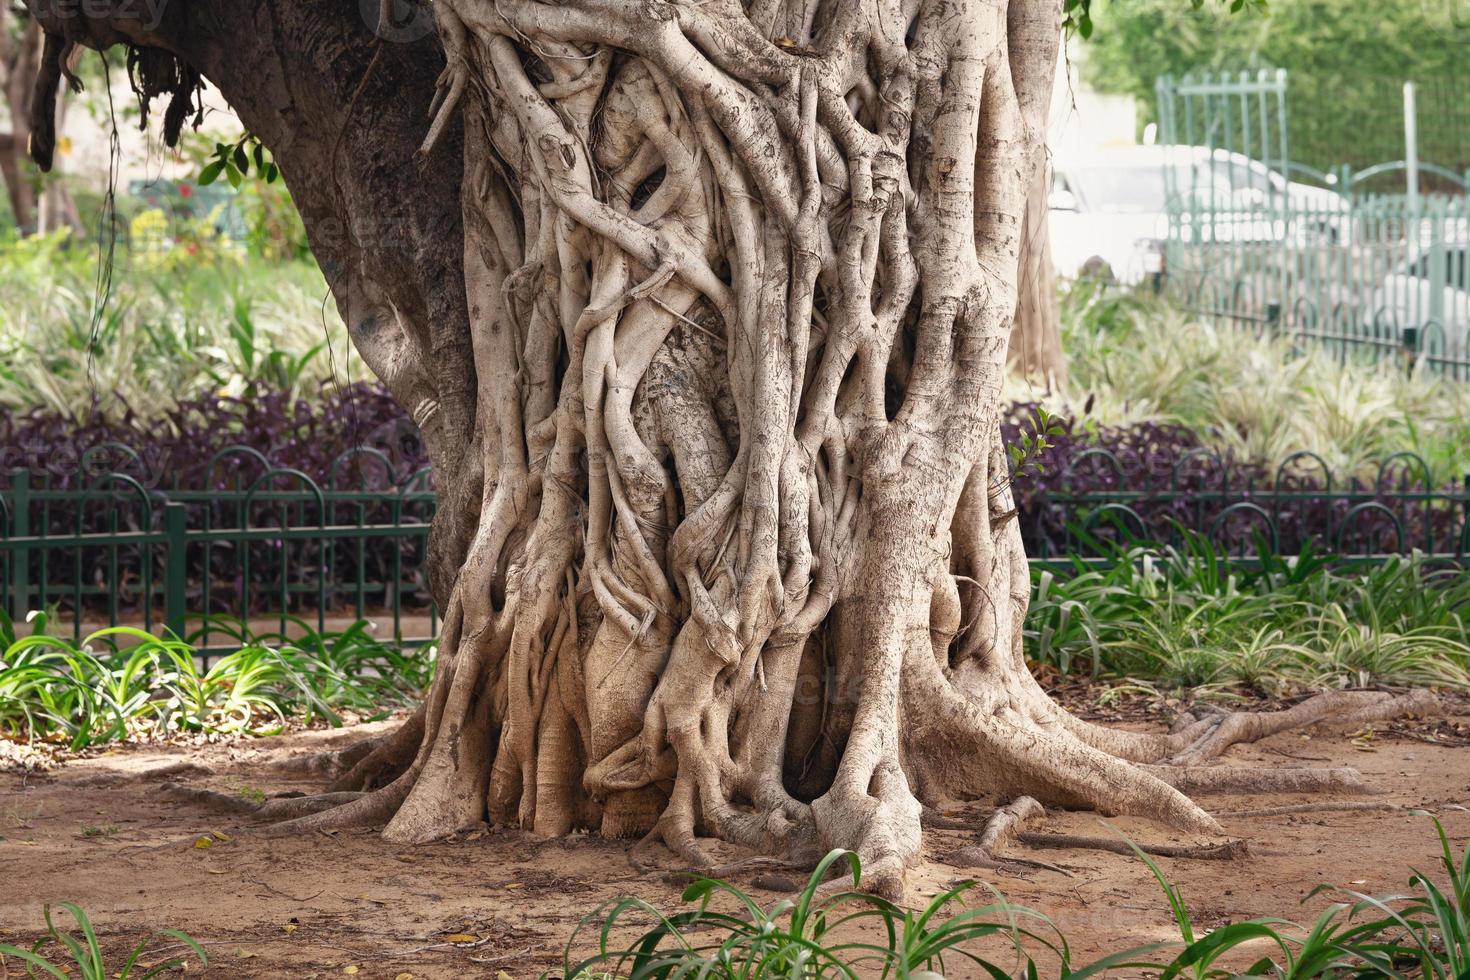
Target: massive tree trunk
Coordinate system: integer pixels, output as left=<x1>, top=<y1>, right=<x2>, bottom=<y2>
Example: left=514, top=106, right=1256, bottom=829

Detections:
left=27, top=0, right=1430, bottom=899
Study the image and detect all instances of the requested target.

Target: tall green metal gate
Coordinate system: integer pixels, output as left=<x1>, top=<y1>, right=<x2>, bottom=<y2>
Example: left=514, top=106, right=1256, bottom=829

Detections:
left=1155, top=71, right=1470, bottom=379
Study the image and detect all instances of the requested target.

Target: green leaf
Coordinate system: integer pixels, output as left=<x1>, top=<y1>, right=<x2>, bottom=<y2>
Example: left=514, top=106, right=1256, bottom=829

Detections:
left=198, top=160, right=225, bottom=186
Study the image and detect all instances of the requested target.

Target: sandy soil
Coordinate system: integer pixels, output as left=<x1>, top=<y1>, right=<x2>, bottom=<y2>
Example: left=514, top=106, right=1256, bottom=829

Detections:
left=3, top=701, right=1469, bottom=979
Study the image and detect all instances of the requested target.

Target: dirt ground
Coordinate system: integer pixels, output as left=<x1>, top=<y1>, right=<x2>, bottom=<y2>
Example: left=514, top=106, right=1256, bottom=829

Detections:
left=3, top=697, right=1469, bottom=979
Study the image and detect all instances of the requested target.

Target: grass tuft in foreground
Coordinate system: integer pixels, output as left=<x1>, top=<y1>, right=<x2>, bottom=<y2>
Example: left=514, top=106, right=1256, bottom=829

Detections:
left=559, top=819, right=1470, bottom=979
left=0, top=902, right=206, bottom=979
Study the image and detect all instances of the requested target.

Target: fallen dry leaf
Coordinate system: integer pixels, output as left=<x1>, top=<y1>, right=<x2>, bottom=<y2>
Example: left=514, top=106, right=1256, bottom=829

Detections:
left=283, top=924, right=298, bottom=935
left=193, top=836, right=213, bottom=850
left=343, top=966, right=359, bottom=975
left=444, top=933, right=479, bottom=943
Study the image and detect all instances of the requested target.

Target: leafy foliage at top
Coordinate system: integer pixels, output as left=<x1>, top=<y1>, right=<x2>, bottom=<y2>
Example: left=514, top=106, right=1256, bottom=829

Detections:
left=1082, top=0, right=1469, bottom=175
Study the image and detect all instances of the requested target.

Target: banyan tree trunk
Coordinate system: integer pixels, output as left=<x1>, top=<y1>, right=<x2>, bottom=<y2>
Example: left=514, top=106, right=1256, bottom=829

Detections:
left=26, top=0, right=1433, bottom=902
left=291, top=0, right=1257, bottom=899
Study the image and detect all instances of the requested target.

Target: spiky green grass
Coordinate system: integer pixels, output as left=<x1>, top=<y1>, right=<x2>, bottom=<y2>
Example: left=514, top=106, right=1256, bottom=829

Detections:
left=0, top=231, right=359, bottom=419
left=1028, top=534, right=1470, bottom=691
left=560, top=820, right=1470, bottom=979
left=0, top=903, right=206, bottom=979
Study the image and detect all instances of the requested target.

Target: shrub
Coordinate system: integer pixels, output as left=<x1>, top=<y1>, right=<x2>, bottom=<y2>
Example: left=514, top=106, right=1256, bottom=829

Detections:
left=1026, top=532, right=1470, bottom=687
left=0, top=612, right=434, bottom=750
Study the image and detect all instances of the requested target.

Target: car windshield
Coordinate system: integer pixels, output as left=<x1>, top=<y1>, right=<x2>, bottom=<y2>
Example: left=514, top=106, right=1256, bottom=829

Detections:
left=1064, top=155, right=1288, bottom=213
left=1068, top=165, right=1168, bottom=213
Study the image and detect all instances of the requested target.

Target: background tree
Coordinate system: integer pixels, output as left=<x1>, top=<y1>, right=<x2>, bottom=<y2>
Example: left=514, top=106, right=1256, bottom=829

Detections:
left=24, top=0, right=1432, bottom=898
left=1, top=4, right=41, bottom=230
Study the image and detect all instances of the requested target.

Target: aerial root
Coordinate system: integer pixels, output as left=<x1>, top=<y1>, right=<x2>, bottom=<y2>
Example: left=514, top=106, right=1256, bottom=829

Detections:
left=1163, top=689, right=1438, bottom=766
left=1146, top=765, right=1370, bottom=796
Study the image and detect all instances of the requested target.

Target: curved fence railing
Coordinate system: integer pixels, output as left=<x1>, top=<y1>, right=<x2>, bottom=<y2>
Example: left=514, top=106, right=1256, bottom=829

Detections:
left=3, top=446, right=1467, bottom=660
left=1021, top=446, right=1470, bottom=563
left=0, top=451, right=437, bottom=661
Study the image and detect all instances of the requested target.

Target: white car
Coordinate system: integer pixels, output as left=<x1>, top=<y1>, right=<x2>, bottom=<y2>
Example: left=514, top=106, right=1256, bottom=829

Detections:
left=1367, top=242, right=1470, bottom=356
left=1049, top=145, right=1348, bottom=285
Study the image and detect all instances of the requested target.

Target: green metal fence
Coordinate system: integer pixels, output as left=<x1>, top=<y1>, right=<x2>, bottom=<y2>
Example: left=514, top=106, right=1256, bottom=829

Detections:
left=0, top=463, right=437, bottom=662
left=1156, top=71, right=1470, bottom=378
left=1024, top=449, right=1470, bottom=565
left=5, top=446, right=1468, bottom=663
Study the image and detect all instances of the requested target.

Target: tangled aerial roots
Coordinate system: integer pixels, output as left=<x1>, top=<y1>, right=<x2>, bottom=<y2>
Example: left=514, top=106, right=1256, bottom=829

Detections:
left=224, top=0, right=1443, bottom=898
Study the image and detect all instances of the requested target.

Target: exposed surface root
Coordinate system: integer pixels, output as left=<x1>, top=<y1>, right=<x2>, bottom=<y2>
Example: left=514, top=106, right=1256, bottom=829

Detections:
left=160, top=782, right=260, bottom=814
left=1016, top=833, right=1250, bottom=861
left=1216, top=801, right=1404, bottom=819
left=1147, top=766, right=1371, bottom=796
left=159, top=782, right=367, bottom=820
left=934, top=797, right=1071, bottom=875
left=253, top=792, right=368, bottom=821
left=326, top=710, right=425, bottom=792
left=272, top=735, right=382, bottom=779
left=1162, top=690, right=1438, bottom=766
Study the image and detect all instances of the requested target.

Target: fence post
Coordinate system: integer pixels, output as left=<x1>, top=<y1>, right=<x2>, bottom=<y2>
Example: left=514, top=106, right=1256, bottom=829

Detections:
left=8, top=468, right=30, bottom=624
left=163, top=502, right=187, bottom=639
left=1404, top=81, right=1419, bottom=215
